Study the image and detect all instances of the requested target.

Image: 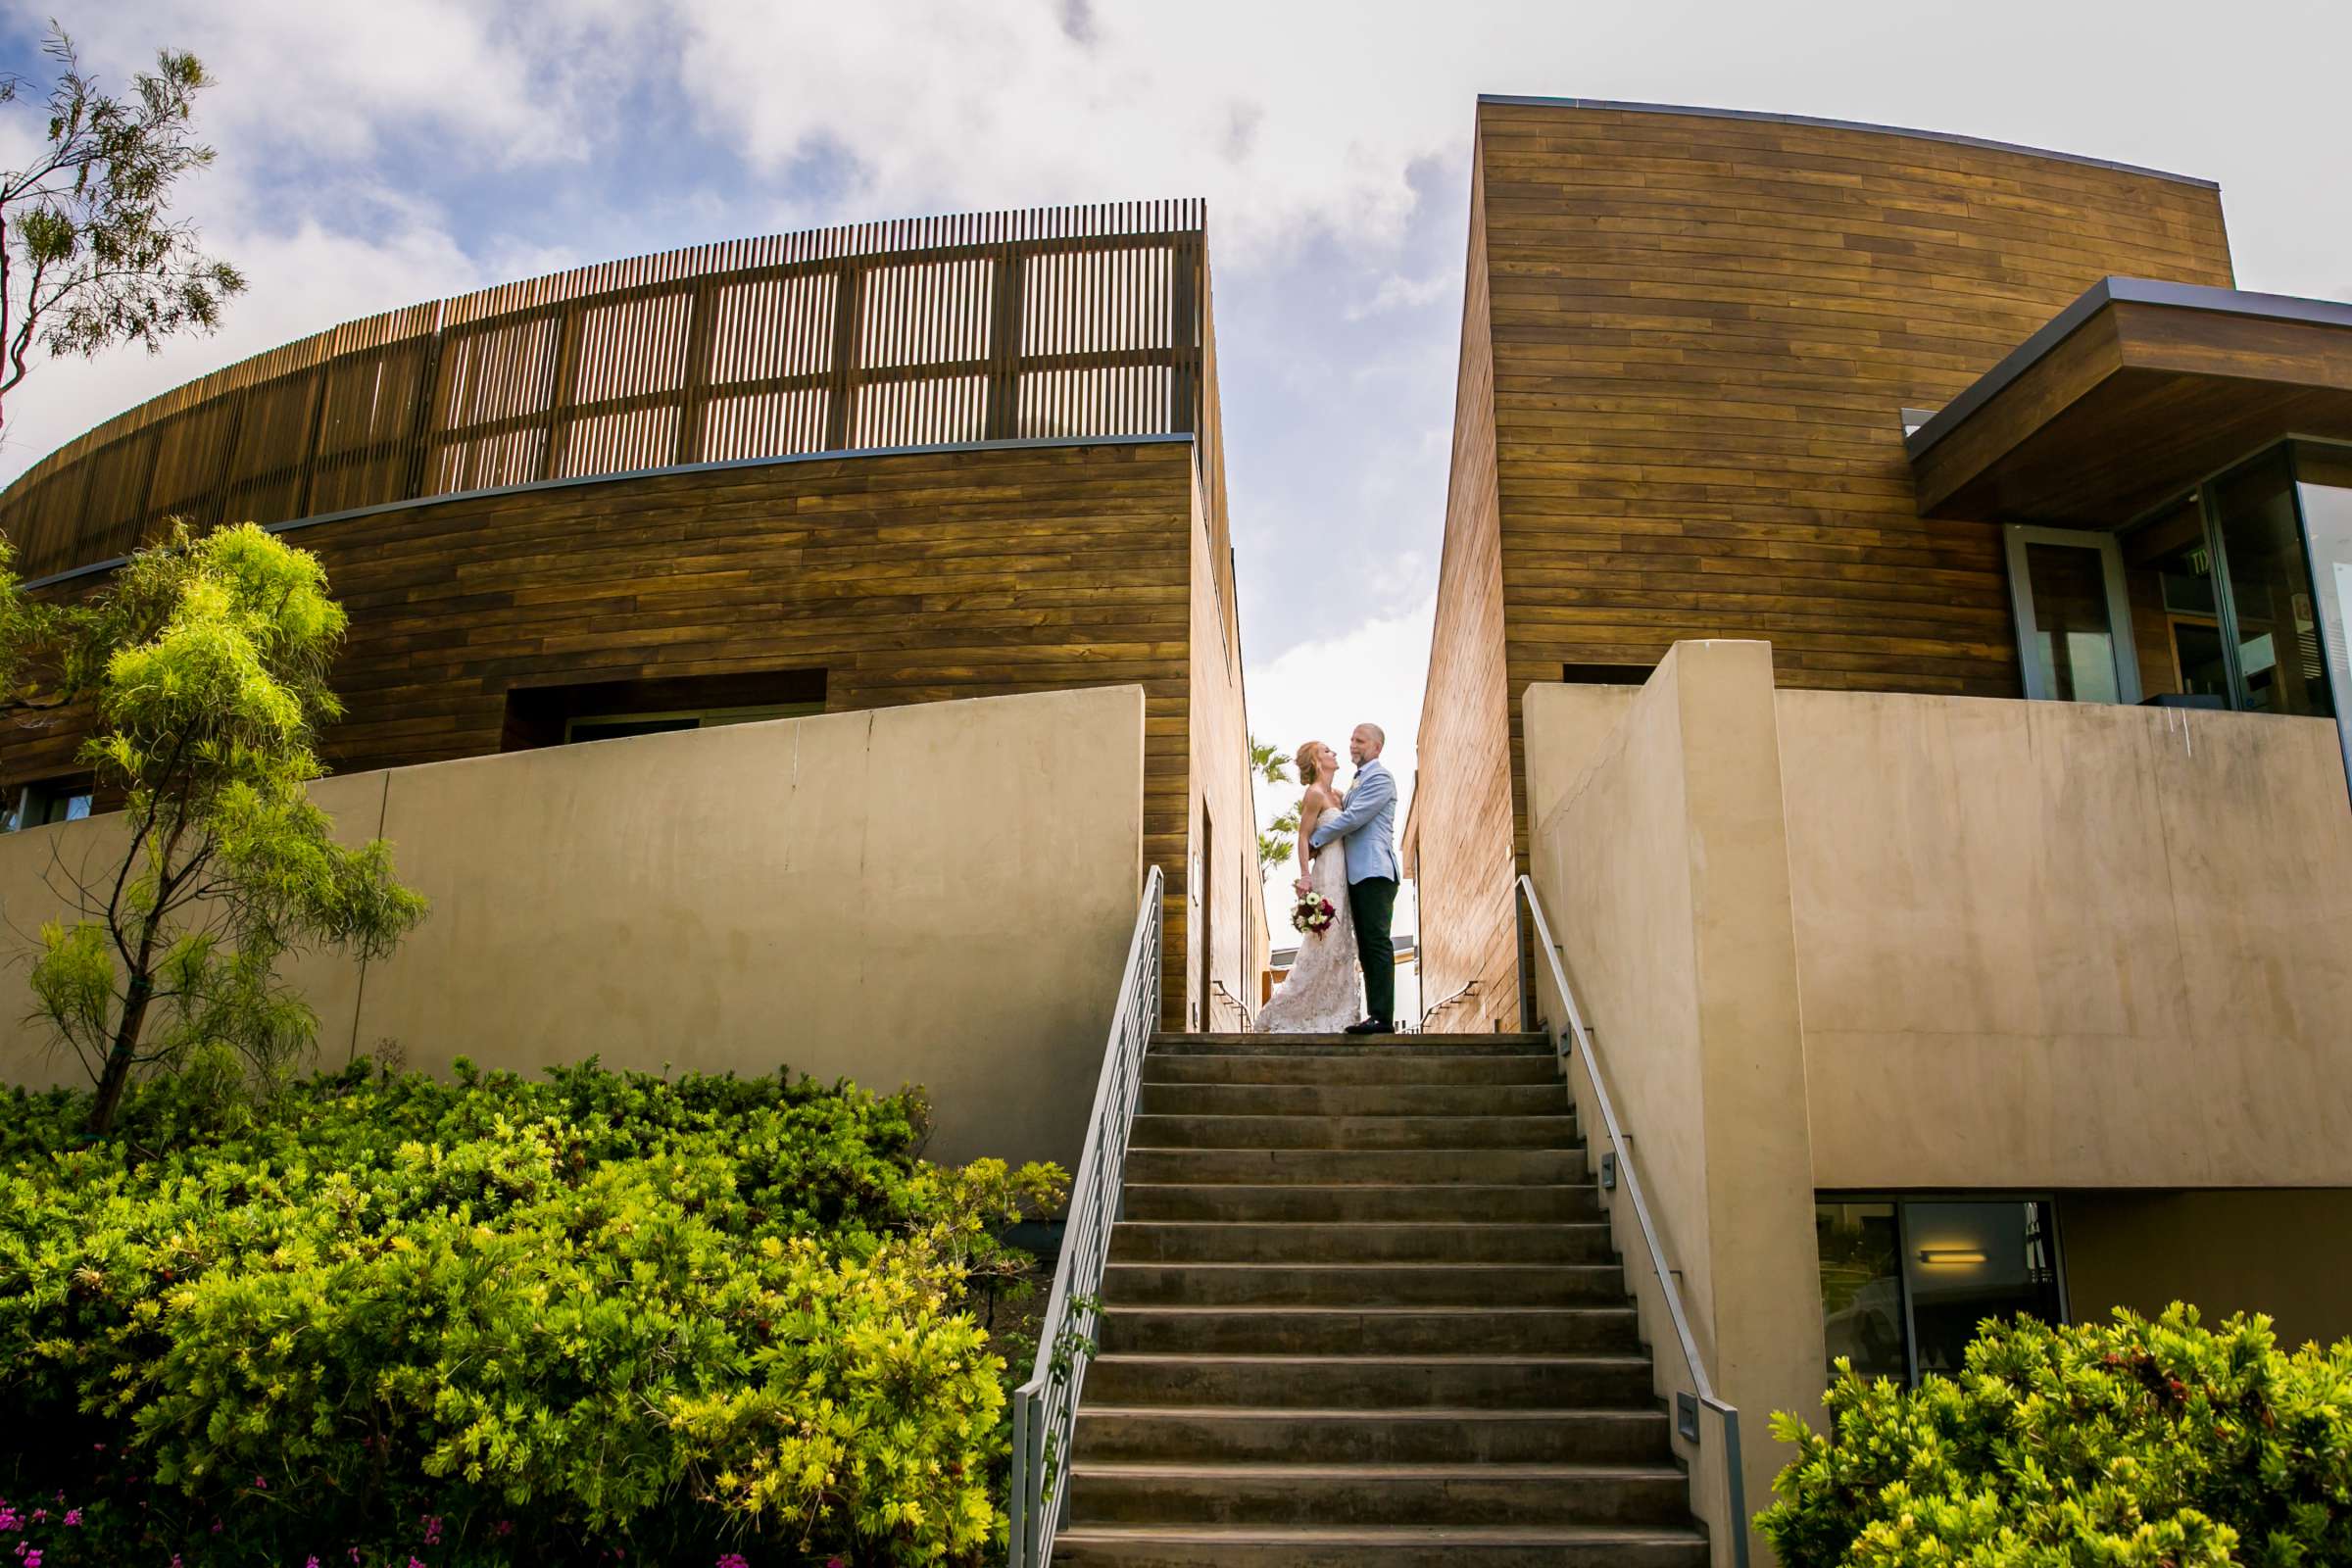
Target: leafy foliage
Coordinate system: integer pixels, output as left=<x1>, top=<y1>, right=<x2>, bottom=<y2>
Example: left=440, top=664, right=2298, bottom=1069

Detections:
left=24, top=520, right=426, bottom=1133
left=1760, top=1304, right=2352, bottom=1567
left=0, top=1059, right=1067, bottom=1565
left=0, top=26, right=243, bottom=422
left=1250, top=735, right=1298, bottom=875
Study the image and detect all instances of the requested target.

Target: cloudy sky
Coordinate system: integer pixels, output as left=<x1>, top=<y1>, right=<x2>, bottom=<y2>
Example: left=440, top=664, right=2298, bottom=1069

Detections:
left=4, top=0, right=2348, bottom=949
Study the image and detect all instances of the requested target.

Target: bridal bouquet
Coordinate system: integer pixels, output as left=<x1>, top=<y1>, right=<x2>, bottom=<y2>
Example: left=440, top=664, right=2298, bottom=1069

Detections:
left=1292, top=890, right=1337, bottom=936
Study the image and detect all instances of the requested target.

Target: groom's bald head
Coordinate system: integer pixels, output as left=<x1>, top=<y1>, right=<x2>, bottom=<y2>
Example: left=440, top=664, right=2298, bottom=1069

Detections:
left=1349, top=723, right=1386, bottom=763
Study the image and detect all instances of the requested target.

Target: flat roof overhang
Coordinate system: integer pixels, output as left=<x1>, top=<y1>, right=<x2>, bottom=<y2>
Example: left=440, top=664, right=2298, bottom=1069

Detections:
left=1906, top=278, right=2352, bottom=527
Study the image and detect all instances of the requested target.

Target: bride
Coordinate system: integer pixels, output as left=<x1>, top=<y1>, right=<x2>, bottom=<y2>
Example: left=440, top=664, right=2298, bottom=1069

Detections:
left=1255, top=740, right=1360, bottom=1033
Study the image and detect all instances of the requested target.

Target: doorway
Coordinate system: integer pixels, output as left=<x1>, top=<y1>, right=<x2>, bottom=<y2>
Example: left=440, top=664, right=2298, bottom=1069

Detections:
left=1197, top=806, right=1214, bottom=1031
left=2003, top=525, right=2141, bottom=704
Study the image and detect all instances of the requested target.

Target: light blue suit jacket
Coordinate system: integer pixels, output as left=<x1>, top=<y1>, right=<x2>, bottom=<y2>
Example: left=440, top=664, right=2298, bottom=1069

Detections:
left=1309, top=758, right=1400, bottom=885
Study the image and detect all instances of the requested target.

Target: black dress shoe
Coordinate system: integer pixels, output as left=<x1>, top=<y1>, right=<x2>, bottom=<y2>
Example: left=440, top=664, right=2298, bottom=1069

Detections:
left=1343, top=1017, right=1395, bottom=1035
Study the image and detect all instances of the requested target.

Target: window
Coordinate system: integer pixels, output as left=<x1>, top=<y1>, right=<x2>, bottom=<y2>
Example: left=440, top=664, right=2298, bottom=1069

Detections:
left=4, top=777, right=94, bottom=833
left=1815, top=1197, right=2065, bottom=1385
left=1560, top=662, right=1655, bottom=685
left=502, top=669, right=826, bottom=752
left=561, top=705, right=817, bottom=744
left=2003, top=526, right=2140, bottom=704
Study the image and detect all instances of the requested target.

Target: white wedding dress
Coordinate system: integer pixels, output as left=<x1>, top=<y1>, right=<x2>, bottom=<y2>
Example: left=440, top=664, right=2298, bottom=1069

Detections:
left=1255, top=837, right=1359, bottom=1032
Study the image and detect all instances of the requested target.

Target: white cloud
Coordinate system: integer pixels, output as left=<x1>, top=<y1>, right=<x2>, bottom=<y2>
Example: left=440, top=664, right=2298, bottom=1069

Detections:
left=18, top=0, right=637, bottom=169
left=667, top=0, right=1491, bottom=265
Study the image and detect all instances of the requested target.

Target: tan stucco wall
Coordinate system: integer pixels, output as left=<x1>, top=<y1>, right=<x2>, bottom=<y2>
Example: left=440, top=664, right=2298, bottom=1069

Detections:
left=0, top=686, right=1147, bottom=1171
left=1780, top=693, right=2352, bottom=1190
left=2062, top=1190, right=2352, bottom=1351
left=1525, top=644, right=1824, bottom=1566
left=1525, top=645, right=2352, bottom=1562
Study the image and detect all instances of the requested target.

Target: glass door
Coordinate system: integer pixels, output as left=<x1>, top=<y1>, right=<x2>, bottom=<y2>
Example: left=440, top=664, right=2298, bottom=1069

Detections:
left=2287, top=442, right=2352, bottom=796
left=2004, top=525, right=2142, bottom=704
left=2206, top=449, right=2331, bottom=718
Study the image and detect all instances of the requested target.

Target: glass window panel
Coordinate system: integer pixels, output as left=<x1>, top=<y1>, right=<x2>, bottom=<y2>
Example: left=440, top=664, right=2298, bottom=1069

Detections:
left=2290, top=443, right=2352, bottom=761
left=2025, top=542, right=2123, bottom=703
left=2211, top=450, right=2333, bottom=718
left=2171, top=619, right=2230, bottom=700
left=1816, top=1201, right=1907, bottom=1383
left=566, top=716, right=700, bottom=744
left=1900, top=1200, right=2062, bottom=1379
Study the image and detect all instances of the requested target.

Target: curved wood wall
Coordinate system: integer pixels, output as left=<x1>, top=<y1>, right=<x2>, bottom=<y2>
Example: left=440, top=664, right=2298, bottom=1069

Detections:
left=0, top=200, right=1229, bottom=604
left=1419, top=98, right=2237, bottom=1030
left=0, top=200, right=1253, bottom=1033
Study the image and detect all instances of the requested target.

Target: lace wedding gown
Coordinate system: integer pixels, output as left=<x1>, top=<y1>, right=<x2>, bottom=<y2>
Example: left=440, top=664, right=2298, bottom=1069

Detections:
left=1255, top=838, right=1359, bottom=1032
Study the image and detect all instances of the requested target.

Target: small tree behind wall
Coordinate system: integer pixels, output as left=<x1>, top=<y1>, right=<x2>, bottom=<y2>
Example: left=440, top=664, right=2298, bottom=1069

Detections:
left=25, top=521, right=426, bottom=1134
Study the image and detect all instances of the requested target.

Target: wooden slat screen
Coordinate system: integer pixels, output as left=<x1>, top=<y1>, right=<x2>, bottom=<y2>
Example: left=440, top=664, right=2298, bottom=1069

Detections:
left=1, top=200, right=1224, bottom=582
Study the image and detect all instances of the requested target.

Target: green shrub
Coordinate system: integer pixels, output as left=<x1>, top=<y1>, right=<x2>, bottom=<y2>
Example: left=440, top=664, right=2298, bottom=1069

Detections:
left=1760, top=1304, right=2352, bottom=1567
left=0, top=1058, right=1065, bottom=1565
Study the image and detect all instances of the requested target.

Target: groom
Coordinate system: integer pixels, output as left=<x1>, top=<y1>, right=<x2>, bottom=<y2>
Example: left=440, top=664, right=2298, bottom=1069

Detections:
left=1303, top=721, right=1399, bottom=1034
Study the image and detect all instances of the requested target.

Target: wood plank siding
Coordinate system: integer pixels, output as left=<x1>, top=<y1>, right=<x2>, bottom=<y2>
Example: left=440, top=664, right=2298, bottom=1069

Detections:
left=1409, top=148, right=1519, bottom=1035
left=2, top=203, right=1257, bottom=1031
left=1416, top=99, right=2236, bottom=1031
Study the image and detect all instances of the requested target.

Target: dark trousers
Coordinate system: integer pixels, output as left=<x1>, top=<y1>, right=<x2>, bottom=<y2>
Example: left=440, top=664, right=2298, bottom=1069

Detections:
left=1348, top=876, right=1398, bottom=1024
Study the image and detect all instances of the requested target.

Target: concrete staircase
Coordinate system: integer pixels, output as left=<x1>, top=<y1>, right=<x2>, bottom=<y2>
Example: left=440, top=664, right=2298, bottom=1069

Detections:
left=1054, top=1032, right=1711, bottom=1567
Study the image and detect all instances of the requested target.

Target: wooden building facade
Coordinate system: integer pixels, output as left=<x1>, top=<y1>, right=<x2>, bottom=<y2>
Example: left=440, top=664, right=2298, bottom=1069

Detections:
left=0, top=203, right=1262, bottom=1032
left=1411, top=98, right=2239, bottom=1032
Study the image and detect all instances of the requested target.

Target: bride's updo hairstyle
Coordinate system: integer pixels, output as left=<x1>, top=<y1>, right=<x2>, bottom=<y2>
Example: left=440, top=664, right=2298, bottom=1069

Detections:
left=1296, top=741, right=1328, bottom=785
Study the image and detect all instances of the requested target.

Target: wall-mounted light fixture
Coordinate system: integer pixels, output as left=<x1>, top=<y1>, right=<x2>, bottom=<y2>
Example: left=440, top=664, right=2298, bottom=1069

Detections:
left=1916, top=1248, right=1987, bottom=1266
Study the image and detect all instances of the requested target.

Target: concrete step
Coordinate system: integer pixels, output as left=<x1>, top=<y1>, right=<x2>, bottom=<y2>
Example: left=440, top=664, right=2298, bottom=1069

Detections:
left=1099, top=1304, right=1642, bottom=1356
left=1151, top=1033, right=1552, bottom=1056
left=1082, top=1352, right=1656, bottom=1409
left=1073, top=1404, right=1678, bottom=1466
left=1120, top=1181, right=1600, bottom=1223
left=1107, top=1221, right=1615, bottom=1265
left=1102, top=1260, right=1626, bottom=1307
left=1051, top=1522, right=1710, bottom=1567
left=1132, top=1113, right=1575, bottom=1150
left=1066, top=1460, right=1693, bottom=1529
left=1138, top=1082, right=1571, bottom=1117
left=1145, top=1053, right=1562, bottom=1086
left=1125, top=1147, right=1585, bottom=1186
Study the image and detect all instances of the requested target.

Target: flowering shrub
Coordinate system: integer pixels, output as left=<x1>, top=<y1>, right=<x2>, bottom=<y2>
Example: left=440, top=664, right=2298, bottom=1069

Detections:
left=0, top=1059, right=1064, bottom=1565
left=1760, top=1304, right=2352, bottom=1567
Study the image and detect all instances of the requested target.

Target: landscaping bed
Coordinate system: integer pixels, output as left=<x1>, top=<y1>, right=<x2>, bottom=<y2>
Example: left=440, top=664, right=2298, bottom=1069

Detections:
left=0, top=1058, right=1062, bottom=1567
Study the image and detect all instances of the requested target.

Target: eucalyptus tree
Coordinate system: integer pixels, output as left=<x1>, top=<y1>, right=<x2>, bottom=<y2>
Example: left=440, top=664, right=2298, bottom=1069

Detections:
left=25, top=522, right=425, bottom=1134
left=0, top=26, right=243, bottom=432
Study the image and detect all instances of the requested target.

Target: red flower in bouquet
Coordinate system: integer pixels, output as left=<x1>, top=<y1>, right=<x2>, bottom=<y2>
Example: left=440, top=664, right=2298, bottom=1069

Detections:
left=1291, top=890, right=1337, bottom=936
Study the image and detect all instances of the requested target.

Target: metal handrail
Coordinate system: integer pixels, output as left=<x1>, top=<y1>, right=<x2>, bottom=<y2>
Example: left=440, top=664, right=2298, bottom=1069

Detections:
left=1006, top=864, right=1163, bottom=1568
left=1516, top=875, right=1750, bottom=1568
left=1421, top=979, right=1480, bottom=1017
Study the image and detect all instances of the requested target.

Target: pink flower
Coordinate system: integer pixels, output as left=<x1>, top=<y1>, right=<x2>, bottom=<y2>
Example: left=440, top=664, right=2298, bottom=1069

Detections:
left=253, top=1475, right=268, bottom=1491
left=716, top=1556, right=751, bottom=1568
left=60, top=1513, right=78, bottom=1529
left=24, top=1550, right=39, bottom=1568
left=420, top=1512, right=443, bottom=1544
